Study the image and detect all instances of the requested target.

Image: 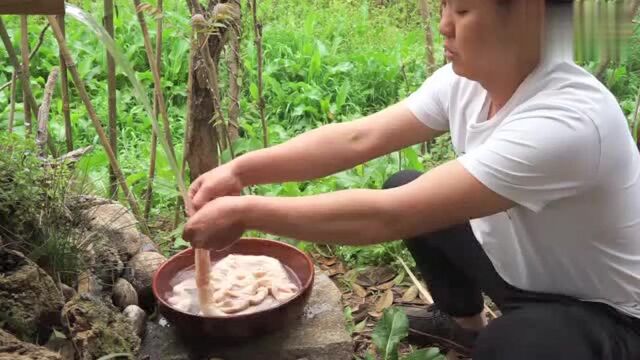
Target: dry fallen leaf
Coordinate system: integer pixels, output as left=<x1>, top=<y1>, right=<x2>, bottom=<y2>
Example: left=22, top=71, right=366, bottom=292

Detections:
left=352, top=283, right=368, bottom=298
left=402, top=286, right=419, bottom=302
left=353, top=319, right=368, bottom=333
left=376, top=280, right=396, bottom=291
left=375, top=289, right=394, bottom=312
left=368, top=311, right=383, bottom=319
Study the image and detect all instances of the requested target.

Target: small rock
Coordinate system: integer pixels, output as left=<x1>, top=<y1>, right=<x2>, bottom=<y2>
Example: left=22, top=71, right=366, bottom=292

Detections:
left=112, top=278, right=138, bottom=310
left=59, top=284, right=76, bottom=302
left=0, top=328, right=62, bottom=359
left=81, top=202, right=146, bottom=260
left=76, top=271, right=103, bottom=298
left=124, top=252, right=167, bottom=310
left=123, top=305, right=147, bottom=337
left=90, top=239, right=124, bottom=286
left=138, top=235, right=160, bottom=254
left=44, top=330, right=75, bottom=360
left=63, top=295, right=140, bottom=360
left=0, top=249, right=64, bottom=343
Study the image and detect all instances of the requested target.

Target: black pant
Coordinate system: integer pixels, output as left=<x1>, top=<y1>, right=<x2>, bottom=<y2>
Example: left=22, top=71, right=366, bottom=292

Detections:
left=384, top=170, right=640, bottom=360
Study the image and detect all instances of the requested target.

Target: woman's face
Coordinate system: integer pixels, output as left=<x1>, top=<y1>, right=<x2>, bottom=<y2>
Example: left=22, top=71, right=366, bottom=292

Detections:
left=440, top=0, right=544, bottom=82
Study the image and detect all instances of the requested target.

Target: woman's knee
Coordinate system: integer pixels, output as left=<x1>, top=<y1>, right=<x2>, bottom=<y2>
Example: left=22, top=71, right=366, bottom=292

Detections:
left=472, top=305, right=596, bottom=360
left=383, top=170, right=423, bottom=190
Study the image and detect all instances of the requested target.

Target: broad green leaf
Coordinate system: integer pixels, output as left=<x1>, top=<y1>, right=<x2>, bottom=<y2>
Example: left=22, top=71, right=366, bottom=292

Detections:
left=371, top=307, right=409, bottom=360
left=401, top=348, right=446, bottom=360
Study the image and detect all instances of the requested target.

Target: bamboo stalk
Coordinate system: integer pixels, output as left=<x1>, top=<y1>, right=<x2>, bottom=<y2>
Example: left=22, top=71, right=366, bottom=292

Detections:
left=58, top=14, right=73, bottom=152
left=175, top=28, right=197, bottom=229
left=8, top=71, right=16, bottom=134
left=46, top=15, right=150, bottom=237
left=105, top=0, right=118, bottom=198
left=250, top=0, right=268, bottom=148
left=227, top=0, right=241, bottom=142
left=193, top=19, right=235, bottom=160
left=20, top=16, right=31, bottom=136
left=0, top=18, right=40, bottom=129
left=37, top=68, right=60, bottom=158
left=144, top=0, right=164, bottom=221
left=132, top=0, right=177, bottom=162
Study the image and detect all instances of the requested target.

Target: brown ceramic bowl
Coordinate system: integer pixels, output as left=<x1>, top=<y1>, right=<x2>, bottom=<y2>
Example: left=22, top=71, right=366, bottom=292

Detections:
left=152, top=238, right=315, bottom=343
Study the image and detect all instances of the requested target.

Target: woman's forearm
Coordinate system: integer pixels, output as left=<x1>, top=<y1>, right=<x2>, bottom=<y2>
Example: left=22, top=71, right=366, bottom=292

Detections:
left=241, top=190, right=400, bottom=246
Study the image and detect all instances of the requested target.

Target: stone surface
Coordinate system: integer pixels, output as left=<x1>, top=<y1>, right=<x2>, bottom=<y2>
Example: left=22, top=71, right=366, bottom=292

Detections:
left=59, top=283, right=76, bottom=302
left=124, top=252, right=167, bottom=310
left=80, top=202, right=145, bottom=261
left=0, top=329, right=62, bottom=360
left=139, top=269, right=352, bottom=360
left=63, top=295, right=140, bottom=360
left=113, top=278, right=139, bottom=310
left=123, top=305, right=147, bottom=338
left=0, top=248, right=64, bottom=343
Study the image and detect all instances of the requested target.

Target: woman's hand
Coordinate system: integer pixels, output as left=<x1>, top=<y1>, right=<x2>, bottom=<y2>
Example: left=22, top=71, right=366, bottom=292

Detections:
left=182, top=196, right=246, bottom=250
left=187, top=163, right=243, bottom=216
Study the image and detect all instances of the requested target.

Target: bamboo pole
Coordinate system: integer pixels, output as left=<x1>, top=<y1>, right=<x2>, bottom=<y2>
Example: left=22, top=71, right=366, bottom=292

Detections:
left=192, top=17, right=235, bottom=160
left=20, top=16, right=31, bottom=136
left=174, top=28, right=196, bottom=229
left=37, top=68, right=60, bottom=158
left=105, top=0, right=118, bottom=198
left=250, top=0, right=268, bottom=148
left=0, top=18, right=40, bottom=129
left=8, top=72, right=16, bottom=134
left=58, top=14, right=73, bottom=152
left=144, top=0, right=164, bottom=221
left=132, top=0, right=177, bottom=161
left=227, top=0, right=241, bottom=142
left=46, top=15, right=150, bottom=236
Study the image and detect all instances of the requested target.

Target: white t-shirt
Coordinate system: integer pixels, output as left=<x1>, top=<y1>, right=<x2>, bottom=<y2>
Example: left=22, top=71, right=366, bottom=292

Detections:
left=406, top=56, right=640, bottom=317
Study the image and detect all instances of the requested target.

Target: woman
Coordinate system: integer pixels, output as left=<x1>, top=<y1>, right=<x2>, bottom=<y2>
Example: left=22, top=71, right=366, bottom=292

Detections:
left=183, top=0, right=640, bottom=358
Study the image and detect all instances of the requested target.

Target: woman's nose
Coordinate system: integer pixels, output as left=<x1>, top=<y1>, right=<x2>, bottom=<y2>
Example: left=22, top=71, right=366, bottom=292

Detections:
left=439, top=6, right=454, bottom=39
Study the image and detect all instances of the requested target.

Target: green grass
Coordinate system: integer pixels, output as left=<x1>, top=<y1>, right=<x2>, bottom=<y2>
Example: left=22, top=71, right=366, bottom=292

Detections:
left=0, top=0, right=638, bottom=267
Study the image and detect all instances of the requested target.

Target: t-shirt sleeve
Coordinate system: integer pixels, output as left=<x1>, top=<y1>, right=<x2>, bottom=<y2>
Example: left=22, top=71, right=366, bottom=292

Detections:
left=457, top=104, right=602, bottom=212
left=404, top=64, right=454, bottom=131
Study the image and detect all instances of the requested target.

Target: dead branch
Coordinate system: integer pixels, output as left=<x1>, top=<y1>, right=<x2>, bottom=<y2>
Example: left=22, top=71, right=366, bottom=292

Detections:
left=37, top=67, right=60, bottom=158
left=47, top=15, right=150, bottom=237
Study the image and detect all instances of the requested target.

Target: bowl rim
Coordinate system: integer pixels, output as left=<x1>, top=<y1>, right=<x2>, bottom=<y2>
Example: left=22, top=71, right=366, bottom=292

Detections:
left=151, top=237, right=315, bottom=320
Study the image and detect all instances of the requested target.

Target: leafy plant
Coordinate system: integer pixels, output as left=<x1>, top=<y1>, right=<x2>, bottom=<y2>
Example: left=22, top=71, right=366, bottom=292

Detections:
left=361, top=307, right=445, bottom=360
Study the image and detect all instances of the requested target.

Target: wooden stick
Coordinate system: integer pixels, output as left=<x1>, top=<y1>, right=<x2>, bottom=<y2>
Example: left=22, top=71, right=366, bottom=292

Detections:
left=132, top=0, right=177, bottom=162
left=20, top=16, right=31, bottom=136
left=105, top=0, right=118, bottom=198
left=58, top=14, right=73, bottom=152
left=397, top=256, right=499, bottom=319
left=0, top=18, right=39, bottom=130
left=37, top=67, right=60, bottom=158
left=250, top=0, right=268, bottom=148
left=8, top=71, right=16, bottom=134
left=144, top=0, right=163, bottom=221
left=46, top=15, right=150, bottom=237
